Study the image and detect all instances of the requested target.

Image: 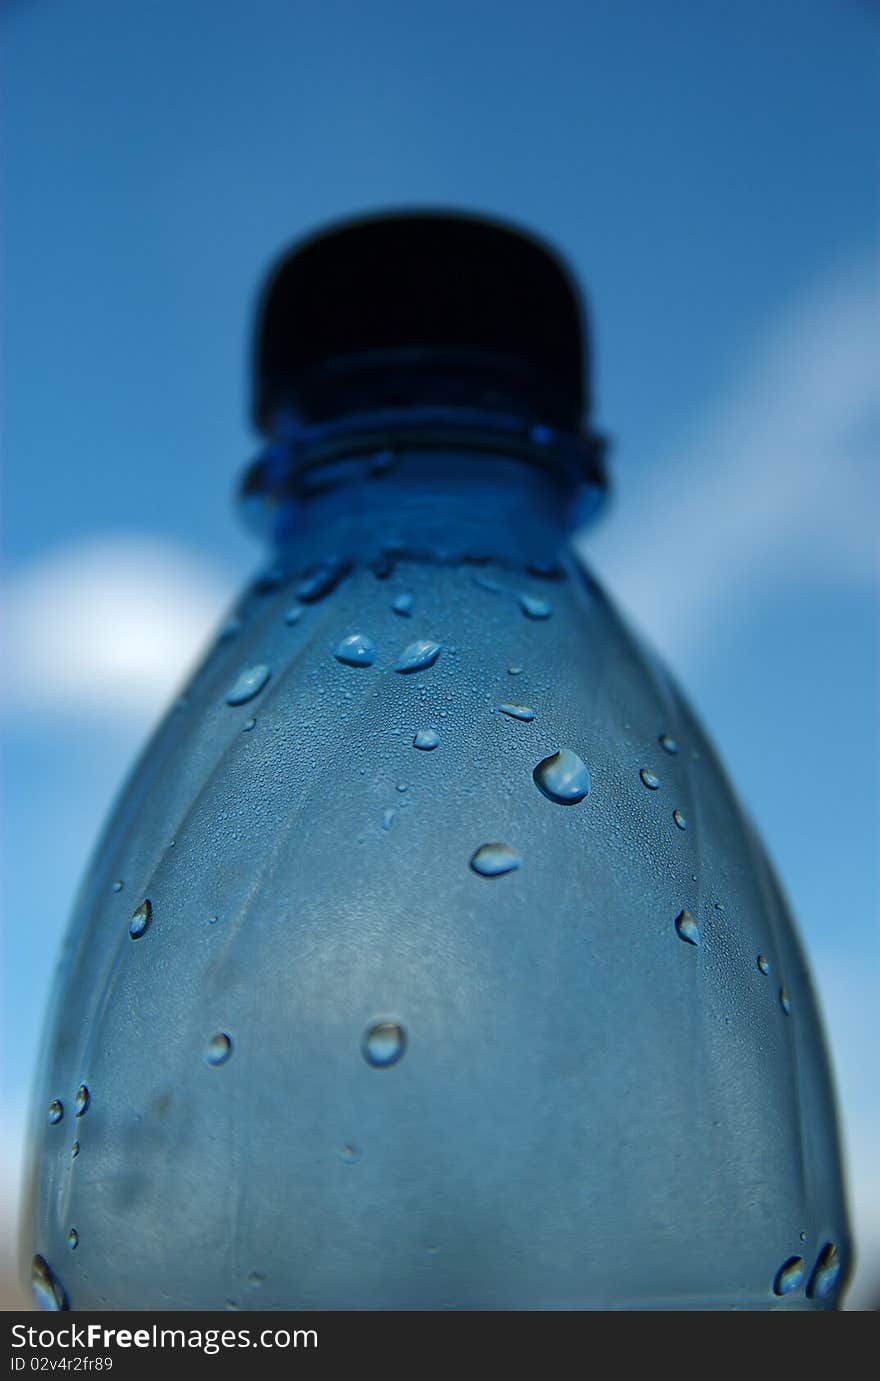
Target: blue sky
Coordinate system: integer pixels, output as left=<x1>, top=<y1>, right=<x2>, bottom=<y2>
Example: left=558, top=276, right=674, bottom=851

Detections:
left=2, top=0, right=878, bottom=1307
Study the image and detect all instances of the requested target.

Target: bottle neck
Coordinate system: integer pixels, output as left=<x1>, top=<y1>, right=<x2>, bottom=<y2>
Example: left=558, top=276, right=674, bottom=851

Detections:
left=239, top=411, right=607, bottom=568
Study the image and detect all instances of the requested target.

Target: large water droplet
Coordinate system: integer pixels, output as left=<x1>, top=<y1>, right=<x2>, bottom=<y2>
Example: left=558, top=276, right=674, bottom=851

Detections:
left=757, top=954, right=771, bottom=975
left=129, top=899, right=152, bottom=940
left=806, top=1243, right=841, bottom=1300
left=499, top=703, right=535, bottom=722
left=470, top=843, right=522, bottom=877
left=382, top=808, right=395, bottom=831
left=128, top=900, right=151, bottom=944
left=391, top=592, right=414, bottom=617
left=773, top=1256, right=804, bottom=1296
left=205, top=1033, right=233, bottom=1066
left=218, top=617, right=241, bottom=642
left=533, top=749, right=591, bottom=804
left=70, top=1141, right=79, bottom=1159
left=675, top=910, right=700, bottom=945
left=659, top=734, right=678, bottom=754
left=74, top=1085, right=90, bottom=1117
left=48, top=1100, right=63, bottom=1126
left=111, top=880, right=123, bottom=893
left=285, top=604, right=304, bottom=626
left=395, top=639, right=441, bottom=673
left=339, top=1143, right=362, bottom=1165
left=362, top=1022, right=406, bottom=1068
left=672, top=809, right=687, bottom=830
left=640, top=768, right=661, bottom=790
left=518, top=594, right=552, bottom=620
left=507, top=664, right=524, bottom=676
left=413, top=728, right=440, bottom=751
left=296, top=560, right=349, bottom=603
left=334, top=633, right=376, bottom=668
left=67, top=1229, right=78, bottom=1251
left=31, top=1256, right=68, bottom=1311
left=225, top=664, right=271, bottom=706
left=780, top=987, right=792, bottom=1015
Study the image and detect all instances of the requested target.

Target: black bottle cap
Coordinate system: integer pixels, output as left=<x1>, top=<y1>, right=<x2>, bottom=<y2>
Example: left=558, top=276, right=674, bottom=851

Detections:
left=253, top=211, right=591, bottom=438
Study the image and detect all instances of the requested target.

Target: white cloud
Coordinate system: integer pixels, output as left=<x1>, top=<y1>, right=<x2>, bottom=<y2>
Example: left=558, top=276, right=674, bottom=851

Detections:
left=2, top=536, right=237, bottom=725
left=583, top=251, right=880, bottom=660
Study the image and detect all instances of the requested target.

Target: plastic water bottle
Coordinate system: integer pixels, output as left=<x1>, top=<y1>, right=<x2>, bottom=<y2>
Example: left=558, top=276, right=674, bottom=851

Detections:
left=23, top=213, right=850, bottom=1311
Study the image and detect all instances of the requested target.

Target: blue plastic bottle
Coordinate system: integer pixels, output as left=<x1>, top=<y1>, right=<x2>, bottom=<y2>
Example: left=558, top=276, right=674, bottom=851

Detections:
left=24, top=213, right=851, bottom=1310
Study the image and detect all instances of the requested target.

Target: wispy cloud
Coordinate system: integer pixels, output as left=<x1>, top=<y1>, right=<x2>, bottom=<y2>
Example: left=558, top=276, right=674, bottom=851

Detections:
left=3, top=535, right=237, bottom=724
left=583, top=251, right=880, bottom=660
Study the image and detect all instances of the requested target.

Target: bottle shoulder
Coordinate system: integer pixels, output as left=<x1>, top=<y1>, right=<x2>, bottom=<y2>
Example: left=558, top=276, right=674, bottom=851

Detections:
left=26, top=553, right=850, bottom=1309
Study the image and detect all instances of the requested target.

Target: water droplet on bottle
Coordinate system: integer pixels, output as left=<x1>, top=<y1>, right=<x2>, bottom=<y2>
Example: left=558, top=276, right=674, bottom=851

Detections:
left=67, top=1229, right=78, bottom=1251
left=470, top=843, right=522, bottom=877
left=508, top=664, right=524, bottom=676
left=413, top=728, right=440, bottom=751
left=499, top=703, right=535, bottom=722
left=285, top=604, right=304, bottom=625
left=334, top=633, right=376, bottom=668
left=31, top=1255, right=67, bottom=1311
left=391, top=592, right=414, bottom=617
left=129, top=899, right=152, bottom=940
left=74, top=1085, right=90, bottom=1117
left=773, top=1256, right=804, bottom=1295
left=369, top=448, right=396, bottom=476
left=225, top=664, right=271, bottom=706
left=780, top=987, right=792, bottom=1015
left=675, top=910, right=700, bottom=946
left=205, top=1033, right=233, bottom=1066
left=218, top=617, right=241, bottom=642
left=757, top=955, right=771, bottom=975
left=253, top=564, right=285, bottom=595
left=382, top=809, right=395, bottom=831
left=296, top=560, right=349, bottom=603
left=242, top=717, right=256, bottom=732
left=111, top=880, right=123, bottom=893
left=672, top=809, right=687, bottom=830
left=339, top=1143, right=361, bottom=1165
left=527, top=559, right=564, bottom=580
left=800, top=1231, right=808, bottom=1243
left=518, top=594, right=552, bottom=620
left=659, top=734, right=678, bottom=754
left=395, top=639, right=441, bottom=673
left=48, top=1100, right=63, bottom=1126
left=533, top=749, right=591, bottom=805
left=372, top=552, right=395, bottom=580
left=247, top=1271, right=265, bottom=1288
left=362, top=1022, right=406, bottom=1068
left=473, top=573, right=503, bottom=593
left=640, top=768, right=661, bottom=790
left=70, top=1141, right=79, bottom=1159
left=806, top=1243, right=841, bottom=1300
